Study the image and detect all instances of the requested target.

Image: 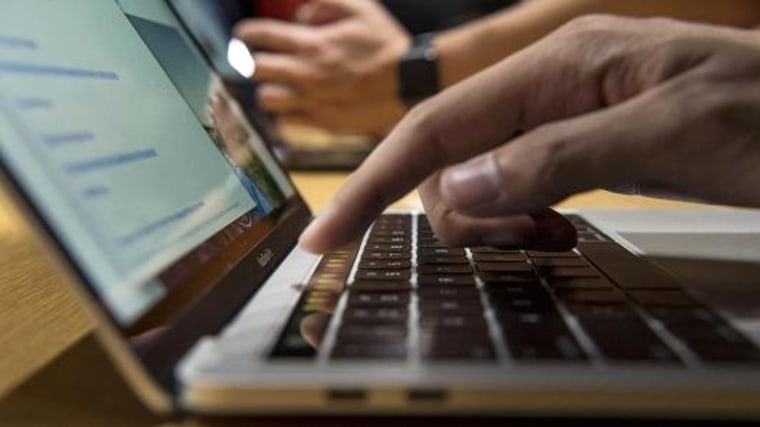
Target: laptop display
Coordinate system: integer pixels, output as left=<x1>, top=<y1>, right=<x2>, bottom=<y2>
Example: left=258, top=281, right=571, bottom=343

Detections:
left=0, top=0, right=307, bottom=381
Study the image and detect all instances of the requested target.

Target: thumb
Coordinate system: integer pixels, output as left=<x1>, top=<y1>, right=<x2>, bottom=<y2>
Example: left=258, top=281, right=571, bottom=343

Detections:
left=439, top=90, right=672, bottom=217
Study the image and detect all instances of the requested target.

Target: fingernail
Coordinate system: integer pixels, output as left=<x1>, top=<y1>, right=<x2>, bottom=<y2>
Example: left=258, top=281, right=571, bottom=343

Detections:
left=299, top=208, right=335, bottom=253
left=441, top=154, right=501, bottom=208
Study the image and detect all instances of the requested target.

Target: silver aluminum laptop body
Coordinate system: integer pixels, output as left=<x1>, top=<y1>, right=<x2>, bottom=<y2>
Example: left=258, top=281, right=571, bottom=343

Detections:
left=1, top=0, right=760, bottom=419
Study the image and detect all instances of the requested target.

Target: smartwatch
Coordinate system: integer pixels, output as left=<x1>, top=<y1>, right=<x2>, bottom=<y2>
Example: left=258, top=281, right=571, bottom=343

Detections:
left=398, top=32, right=440, bottom=107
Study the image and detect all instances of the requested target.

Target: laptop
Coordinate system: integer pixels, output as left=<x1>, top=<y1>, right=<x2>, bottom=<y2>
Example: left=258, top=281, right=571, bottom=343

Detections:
left=165, top=0, right=376, bottom=171
left=2, top=0, right=760, bottom=418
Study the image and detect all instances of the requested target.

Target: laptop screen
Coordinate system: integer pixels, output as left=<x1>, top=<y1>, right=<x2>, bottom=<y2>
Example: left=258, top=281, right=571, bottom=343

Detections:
left=0, top=0, right=301, bottom=344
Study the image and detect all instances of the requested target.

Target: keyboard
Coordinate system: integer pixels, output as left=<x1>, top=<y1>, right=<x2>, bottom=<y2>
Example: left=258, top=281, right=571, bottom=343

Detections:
left=270, top=213, right=760, bottom=364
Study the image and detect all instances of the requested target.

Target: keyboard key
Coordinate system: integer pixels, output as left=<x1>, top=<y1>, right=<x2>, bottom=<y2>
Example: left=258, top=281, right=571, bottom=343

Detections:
left=472, top=253, right=527, bottom=263
left=420, top=313, right=488, bottom=332
left=659, top=318, right=760, bottom=363
left=359, top=259, right=412, bottom=270
left=417, top=264, right=473, bottom=275
left=343, top=307, right=408, bottom=324
left=491, top=295, right=555, bottom=313
left=352, top=280, right=412, bottom=292
left=527, top=251, right=580, bottom=258
left=418, top=286, right=481, bottom=300
left=475, top=262, right=534, bottom=273
left=627, top=290, right=700, bottom=308
left=419, top=298, right=483, bottom=315
left=331, top=343, right=407, bottom=360
left=418, top=247, right=466, bottom=257
left=554, top=289, right=628, bottom=305
left=532, top=258, right=589, bottom=267
left=577, top=314, right=679, bottom=362
left=418, top=255, right=469, bottom=265
left=370, top=229, right=408, bottom=237
left=499, top=312, right=586, bottom=361
left=479, top=271, right=539, bottom=284
left=337, top=324, right=408, bottom=344
left=418, top=274, right=476, bottom=287
left=367, top=236, right=408, bottom=244
left=537, top=266, right=599, bottom=278
left=363, top=251, right=411, bottom=260
left=348, top=292, right=410, bottom=307
left=355, top=269, right=411, bottom=281
left=420, top=332, right=495, bottom=361
left=470, top=247, right=523, bottom=255
left=547, top=277, right=614, bottom=290
left=365, top=243, right=411, bottom=252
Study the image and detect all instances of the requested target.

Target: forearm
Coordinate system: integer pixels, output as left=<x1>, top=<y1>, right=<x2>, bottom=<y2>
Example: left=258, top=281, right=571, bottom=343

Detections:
left=434, top=0, right=760, bottom=87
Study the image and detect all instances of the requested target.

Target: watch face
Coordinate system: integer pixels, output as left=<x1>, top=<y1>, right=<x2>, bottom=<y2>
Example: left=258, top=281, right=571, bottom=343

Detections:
left=400, top=45, right=439, bottom=104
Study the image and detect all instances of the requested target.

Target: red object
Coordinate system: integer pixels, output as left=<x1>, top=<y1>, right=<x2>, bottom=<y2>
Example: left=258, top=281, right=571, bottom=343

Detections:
left=255, top=0, right=310, bottom=21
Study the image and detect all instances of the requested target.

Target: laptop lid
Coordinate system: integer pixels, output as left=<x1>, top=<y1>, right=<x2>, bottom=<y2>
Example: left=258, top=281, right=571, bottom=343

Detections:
left=0, top=0, right=311, bottom=411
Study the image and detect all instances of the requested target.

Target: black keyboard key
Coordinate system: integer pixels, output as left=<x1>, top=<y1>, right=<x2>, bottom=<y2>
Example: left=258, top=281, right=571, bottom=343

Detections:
left=554, top=289, right=628, bottom=305
left=577, top=314, right=679, bottom=362
left=491, top=294, right=555, bottom=313
left=365, top=243, right=411, bottom=252
left=359, top=259, right=412, bottom=270
left=331, top=343, right=407, bottom=360
left=418, top=286, right=481, bottom=300
left=363, top=251, right=411, bottom=260
left=337, top=324, right=408, bottom=344
left=660, top=318, right=760, bottom=363
left=417, top=264, right=473, bottom=275
left=499, top=312, right=586, bottom=361
left=548, top=277, right=614, bottom=290
left=537, top=266, right=599, bottom=278
left=470, top=247, right=523, bottom=255
left=472, top=253, right=527, bottom=262
left=370, top=229, right=409, bottom=237
left=352, top=280, right=412, bottom=292
left=485, top=281, right=547, bottom=298
left=348, top=292, right=410, bottom=307
left=527, top=251, right=580, bottom=258
left=418, top=274, right=476, bottom=287
left=475, top=262, right=534, bottom=273
left=355, top=269, right=411, bottom=281
left=343, top=307, right=408, bottom=324
left=367, top=236, right=408, bottom=244
left=420, top=311, right=487, bottom=328
left=420, top=332, right=495, bottom=361
left=419, top=298, right=483, bottom=315
left=417, top=255, right=469, bottom=265
left=418, top=247, right=466, bottom=257
left=532, top=258, right=589, bottom=267
left=577, top=242, right=680, bottom=290
left=479, top=271, right=539, bottom=284
left=627, top=290, right=700, bottom=308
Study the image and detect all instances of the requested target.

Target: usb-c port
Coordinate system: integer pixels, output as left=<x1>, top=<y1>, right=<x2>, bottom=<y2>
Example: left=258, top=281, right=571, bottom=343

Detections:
left=327, top=389, right=366, bottom=401
left=408, top=389, right=447, bottom=402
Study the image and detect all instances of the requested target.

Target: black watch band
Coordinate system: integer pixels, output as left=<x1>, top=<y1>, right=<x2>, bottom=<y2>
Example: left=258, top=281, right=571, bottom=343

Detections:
left=398, top=32, right=440, bottom=107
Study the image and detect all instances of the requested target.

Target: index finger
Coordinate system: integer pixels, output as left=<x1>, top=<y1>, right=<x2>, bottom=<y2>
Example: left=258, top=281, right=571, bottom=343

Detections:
left=234, top=19, right=318, bottom=53
left=298, top=21, right=618, bottom=253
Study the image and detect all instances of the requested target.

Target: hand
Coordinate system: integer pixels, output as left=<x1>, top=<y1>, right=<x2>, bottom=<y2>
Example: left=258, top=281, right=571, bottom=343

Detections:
left=235, top=0, right=411, bottom=136
left=299, top=15, right=760, bottom=253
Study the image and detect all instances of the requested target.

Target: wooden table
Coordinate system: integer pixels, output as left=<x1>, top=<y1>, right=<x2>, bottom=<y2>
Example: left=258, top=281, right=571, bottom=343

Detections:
left=0, top=172, right=706, bottom=426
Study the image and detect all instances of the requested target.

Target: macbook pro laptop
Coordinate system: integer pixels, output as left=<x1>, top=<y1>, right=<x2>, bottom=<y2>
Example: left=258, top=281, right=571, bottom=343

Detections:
left=2, top=0, right=760, bottom=418
left=165, top=0, right=376, bottom=171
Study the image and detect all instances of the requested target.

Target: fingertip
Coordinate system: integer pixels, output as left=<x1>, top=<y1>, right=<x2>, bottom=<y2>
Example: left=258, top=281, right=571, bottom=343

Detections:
left=527, top=212, right=578, bottom=251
